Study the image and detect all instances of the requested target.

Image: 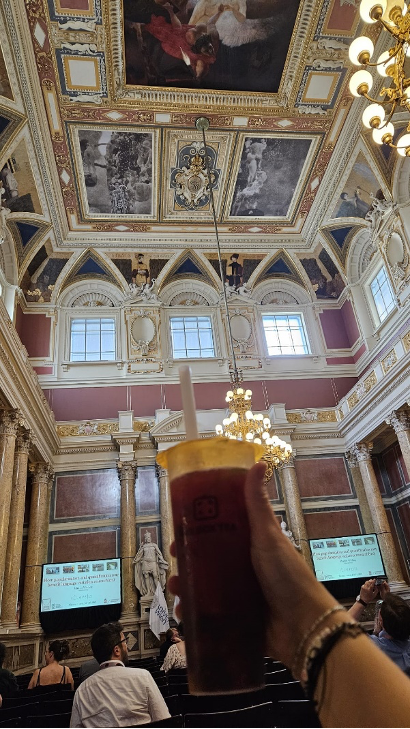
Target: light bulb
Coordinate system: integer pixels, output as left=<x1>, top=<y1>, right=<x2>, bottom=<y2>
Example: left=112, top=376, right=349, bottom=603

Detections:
left=377, top=51, right=395, bottom=77
left=215, top=424, right=223, bottom=434
left=372, top=121, right=394, bottom=144
left=236, top=388, right=244, bottom=395
left=360, top=0, right=387, bottom=22
left=362, top=103, right=385, bottom=128
left=245, top=389, right=252, bottom=396
left=272, top=436, right=280, bottom=446
left=245, top=433, right=253, bottom=441
left=262, top=432, right=269, bottom=440
left=226, top=390, right=233, bottom=399
left=245, top=411, right=254, bottom=420
left=222, top=418, right=230, bottom=426
left=230, top=412, right=238, bottom=421
left=349, top=36, right=374, bottom=65
left=349, top=69, right=373, bottom=96
left=382, top=0, right=405, bottom=22
left=255, top=414, right=263, bottom=421
left=285, top=444, right=292, bottom=453
left=254, top=437, right=262, bottom=444
left=263, top=417, right=271, bottom=427
left=265, top=437, right=273, bottom=446
left=397, top=133, right=410, bottom=155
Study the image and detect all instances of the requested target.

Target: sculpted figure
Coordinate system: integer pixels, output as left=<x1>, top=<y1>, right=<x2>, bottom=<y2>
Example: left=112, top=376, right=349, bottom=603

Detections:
left=280, top=520, right=301, bottom=551
left=134, top=531, right=168, bottom=596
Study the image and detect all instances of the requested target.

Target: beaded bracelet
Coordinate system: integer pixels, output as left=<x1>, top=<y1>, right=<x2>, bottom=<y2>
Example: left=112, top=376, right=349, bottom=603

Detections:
left=291, top=604, right=346, bottom=679
left=300, top=621, right=366, bottom=704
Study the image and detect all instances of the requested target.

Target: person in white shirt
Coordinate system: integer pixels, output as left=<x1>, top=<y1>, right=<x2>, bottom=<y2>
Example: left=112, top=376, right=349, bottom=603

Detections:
left=70, top=622, right=170, bottom=728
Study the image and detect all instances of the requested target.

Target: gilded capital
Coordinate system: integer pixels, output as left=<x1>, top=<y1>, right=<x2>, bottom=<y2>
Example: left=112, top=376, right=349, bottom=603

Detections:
left=156, top=464, right=168, bottom=479
left=15, top=429, right=32, bottom=456
left=117, top=460, right=137, bottom=482
left=387, top=410, right=410, bottom=434
left=277, top=455, right=295, bottom=469
left=29, top=462, right=53, bottom=486
left=0, top=409, right=20, bottom=437
left=345, top=450, right=358, bottom=469
left=351, top=442, right=373, bottom=462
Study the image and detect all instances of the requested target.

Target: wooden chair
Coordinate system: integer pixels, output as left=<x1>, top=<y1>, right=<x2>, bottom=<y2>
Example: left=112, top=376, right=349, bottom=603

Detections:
left=164, top=694, right=181, bottom=716
left=42, top=697, right=74, bottom=715
left=266, top=680, right=305, bottom=701
left=184, top=701, right=274, bottom=727
left=264, top=668, right=293, bottom=684
left=135, top=716, right=184, bottom=727
left=276, top=699, right=321, bottom=728
left=26, top=712, right=72, bottom=728
left=180, top=688, right=269, bottom=715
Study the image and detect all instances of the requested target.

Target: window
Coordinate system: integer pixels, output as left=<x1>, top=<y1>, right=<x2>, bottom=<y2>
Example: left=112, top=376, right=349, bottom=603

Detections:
left=70, top=318, right=116, bottom=362
left=370, top=267, right=395, bottom=323
left=170, top=316, right=215, bottom=359
left=262, top=314, right=309, bottom=356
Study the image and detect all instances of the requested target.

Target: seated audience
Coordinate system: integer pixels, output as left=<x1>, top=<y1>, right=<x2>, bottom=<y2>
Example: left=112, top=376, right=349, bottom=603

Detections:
left=78, top=657, right=100, bottom=684
left=70, top=621, right=170, bottom=727
left=169, top=461, right=410, bottom=728
left=0, top=642, right=18, bottom=697
left=161, top=635, right=186, bottom=673
left=159, top=627, right=180, bottom=662
left=28, top=639, right=74, bottom=690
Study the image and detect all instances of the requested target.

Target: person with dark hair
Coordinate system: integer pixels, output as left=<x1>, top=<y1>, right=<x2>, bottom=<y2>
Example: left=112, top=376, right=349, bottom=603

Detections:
left=28, top=640, right=74, bottom=689
left=371, top=594, right=410, bottom=671
left=159, top=627, right=179, bottom=662
left=0, top=643, right=18, bottom=697
left=70, top=622, right=169, bottom=727
left=78, top=657, right=100, bottom=684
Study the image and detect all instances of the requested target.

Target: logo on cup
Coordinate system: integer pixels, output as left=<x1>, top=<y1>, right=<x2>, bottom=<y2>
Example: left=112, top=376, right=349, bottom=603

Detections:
left=193, top=495, right=218, bottom=520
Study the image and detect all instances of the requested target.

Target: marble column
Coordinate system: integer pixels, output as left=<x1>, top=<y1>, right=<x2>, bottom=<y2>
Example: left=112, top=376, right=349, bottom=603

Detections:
left=157, top=465, right=176, bottom=605
left=1, top=429, right=31, bottom=628
left=352, top=442, right=406, bottom=588
left=0, top=409, right=20, bottom=607
left=345, top=449, right=375, bottom=535
left=21, top=464, right=54, bottom=629
left=117, top=461, right=138, bottom=619
left=387, top=410, right=410, bottom=479
left=279, top=457, right=313, bottom=570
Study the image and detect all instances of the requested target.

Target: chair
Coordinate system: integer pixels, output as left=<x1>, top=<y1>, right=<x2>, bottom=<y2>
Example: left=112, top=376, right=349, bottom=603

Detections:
left=2, top=693, right=58, bottom=707
left=266, top=680, right=305, bottom=701
left=164, top=694, right=181, bottom=717
left=184, top=701, right=273, bottom=728
left=264, top=668, right=293, bottom=684
left=166, top=674, right=187, bottom=684
left=180, top=688, right=269, bottom=715
left=42, top=698, right=74, bottom=715
left=154, top=676, right=168, bottom=689
left=0, top=703, right=39, bottom=720
left=0, top=719, right=22, bottom=728
left=136, top=716, right=184, bottom=727
left=26, top=712, right=72, bottom=728
left=276, top=700, right=321, bottom=728
left=166, top=681, right=189, bottom=695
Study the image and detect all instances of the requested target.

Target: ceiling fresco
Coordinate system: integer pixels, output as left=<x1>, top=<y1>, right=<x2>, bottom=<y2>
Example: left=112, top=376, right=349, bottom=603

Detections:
left=0, top=0, right=396, bottom=308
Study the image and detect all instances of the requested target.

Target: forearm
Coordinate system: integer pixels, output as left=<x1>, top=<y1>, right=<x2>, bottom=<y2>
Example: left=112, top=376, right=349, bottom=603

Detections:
left=347, top=602, right=365, bottom=621
left=315, top=633, right=410, bottom=727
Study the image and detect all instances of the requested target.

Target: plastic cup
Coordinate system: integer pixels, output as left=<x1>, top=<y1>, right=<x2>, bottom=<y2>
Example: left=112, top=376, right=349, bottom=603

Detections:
left=157, top=437, right=266, bottom=695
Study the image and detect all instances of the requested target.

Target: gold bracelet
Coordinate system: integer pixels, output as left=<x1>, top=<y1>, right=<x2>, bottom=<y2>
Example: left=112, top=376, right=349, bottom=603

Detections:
left=291, top=604, right=346, bottom=679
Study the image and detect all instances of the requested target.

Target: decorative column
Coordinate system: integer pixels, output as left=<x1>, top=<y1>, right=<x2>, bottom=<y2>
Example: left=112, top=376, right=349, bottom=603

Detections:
left=0, top=409, right=20, bottom=607
left=278, top=457, right=313, bottom=570
left=21, top=464, right=54, bottom=629
left=157, top=465, right=176, bottom=605
left=1, top=429, right=31, bottom=628
left=352, top=442, right=406, bottom=588
left=345, top=449, right=375, bottom=535
left=387, top=410, right=410, bottom=478
left=117, top=461, right=138, bottom=619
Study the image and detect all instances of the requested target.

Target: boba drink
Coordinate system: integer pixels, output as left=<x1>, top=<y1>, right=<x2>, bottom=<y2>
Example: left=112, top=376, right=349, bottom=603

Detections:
left=157, top=438, right=266, bottom=695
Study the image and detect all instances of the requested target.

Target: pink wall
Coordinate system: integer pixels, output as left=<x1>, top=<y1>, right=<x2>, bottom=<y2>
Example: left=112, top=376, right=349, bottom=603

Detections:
left=44, top=376, right=358, bottom=421
left=320, top=301, right=360, bottom=350
left=16, top=311, right=51, bottom=358
left=295, top=456, right=352, bottom=498
left=341, top=300, right=360, bottom=347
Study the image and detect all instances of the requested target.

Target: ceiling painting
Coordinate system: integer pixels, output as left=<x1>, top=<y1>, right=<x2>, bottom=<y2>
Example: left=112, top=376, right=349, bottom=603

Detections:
left=69, top=126, right=158, bottom=219
left=1, top=139, right=42, bottom=215
left=205, top=252, right=264, bottom=290
left=322, top=224, right=362, bottom=268
left=8, top=219, right=51, bottom=265
left=227, top=134, right=319, bottom=220
left=298, top=243, right=345, bottom=300
left=330, top=151, right=383, bottom=222
left=21, top=245, right=71, bottom=303
left=123, top=0, right=301, bottom=92
left=0, top=44, right=13, bottom=101
left=317, top=0, right=359, bottom=37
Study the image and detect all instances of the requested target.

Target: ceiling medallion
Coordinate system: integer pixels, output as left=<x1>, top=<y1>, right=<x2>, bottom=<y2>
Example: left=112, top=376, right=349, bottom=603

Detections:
left=170, top=141, right=219, bottom=210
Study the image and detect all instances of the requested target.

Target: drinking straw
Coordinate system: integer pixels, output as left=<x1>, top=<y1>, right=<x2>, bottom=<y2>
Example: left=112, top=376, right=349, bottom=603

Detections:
left=179, top=365, right=199, bottom=440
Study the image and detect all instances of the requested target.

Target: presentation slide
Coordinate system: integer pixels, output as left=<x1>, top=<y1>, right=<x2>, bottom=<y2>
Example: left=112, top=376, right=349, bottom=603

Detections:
left=41, top=559, right=121, bottom=612
left=310, top=533, right=385, bottom=582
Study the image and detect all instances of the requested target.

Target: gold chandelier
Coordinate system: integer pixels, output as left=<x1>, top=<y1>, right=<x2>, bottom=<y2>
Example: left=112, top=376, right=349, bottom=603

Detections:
left=194, top=117, right=293, bottom=479
left=349, top=0, right=410, bottom=155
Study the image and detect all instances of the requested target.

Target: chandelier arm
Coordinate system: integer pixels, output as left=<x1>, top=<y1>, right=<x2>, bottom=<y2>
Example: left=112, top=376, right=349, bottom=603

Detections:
left=199, top=121, right=239, bottom=380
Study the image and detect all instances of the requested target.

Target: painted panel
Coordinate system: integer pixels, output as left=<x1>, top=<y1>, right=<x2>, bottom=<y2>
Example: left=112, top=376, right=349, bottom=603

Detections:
left=387, top=507, right=409, bottom=583
left=136, top=466, right=159, bottom=514
left=123, top=0, right=301, bottom=93
left=0, top=44, right=13, bottom=100
left=54, top=469, right=120, bottom=519
left=299, top=244, right=345, bottom=300
left=44, top=386, right=129, bottom=420
left=304, top=509, right=361, bottom=539
left=320, top=309, right=350, bottom=349
left=372, top=456, right=386, bottom=496
left=1, top=140, right=42, bottom=214
left=18, top=313, right=51, bottom=358
left=52, top=529, right=117, bottom=563
left=331, top=152, right=380, bottom=220
left=264, top=377, right=358, bottom=409
left=295, top=456, right=352, bottom=498
left=341, top=300, right=359, bottom=347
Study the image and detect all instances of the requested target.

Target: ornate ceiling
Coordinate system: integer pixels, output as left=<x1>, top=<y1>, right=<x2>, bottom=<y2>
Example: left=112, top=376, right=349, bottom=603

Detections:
left=0, top=0, right=398, bottom=304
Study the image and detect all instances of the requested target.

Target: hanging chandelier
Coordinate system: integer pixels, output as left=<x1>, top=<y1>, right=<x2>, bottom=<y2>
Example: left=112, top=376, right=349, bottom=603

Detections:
left=194, top=117, right=292, bottom=478
left=349, top=0, right=410, bottom=155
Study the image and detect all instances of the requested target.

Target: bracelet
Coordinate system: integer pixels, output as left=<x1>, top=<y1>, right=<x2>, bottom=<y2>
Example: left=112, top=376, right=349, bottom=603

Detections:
left=301, top=621, right=366, bottom=703
left=291, top=605, right=346, bottom=679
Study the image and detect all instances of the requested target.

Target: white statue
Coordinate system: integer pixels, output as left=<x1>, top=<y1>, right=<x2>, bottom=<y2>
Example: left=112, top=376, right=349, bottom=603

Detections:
left=0, top=183, right=10, bottom=247
left=280, top=520, right=301, bottom=551
left=134, top=531, right=168, bottom=596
